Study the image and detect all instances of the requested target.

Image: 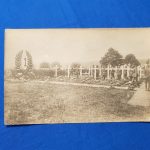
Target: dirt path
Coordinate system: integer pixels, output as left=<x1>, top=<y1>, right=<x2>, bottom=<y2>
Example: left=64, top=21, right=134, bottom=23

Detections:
left=128, top=83, right=150, bottom=107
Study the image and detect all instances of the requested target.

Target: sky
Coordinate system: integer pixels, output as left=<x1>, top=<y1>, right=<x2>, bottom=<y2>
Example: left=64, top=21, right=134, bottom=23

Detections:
left=5, top=28, right=150, bottom=69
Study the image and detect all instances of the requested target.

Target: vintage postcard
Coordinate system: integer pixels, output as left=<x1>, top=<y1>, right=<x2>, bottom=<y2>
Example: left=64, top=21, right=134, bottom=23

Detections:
left=4, top=28, right=150, bottom=125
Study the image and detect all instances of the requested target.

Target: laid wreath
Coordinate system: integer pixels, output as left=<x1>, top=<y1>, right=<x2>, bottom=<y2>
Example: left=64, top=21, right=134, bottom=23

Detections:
left=15, top=50, right=35, bottom=79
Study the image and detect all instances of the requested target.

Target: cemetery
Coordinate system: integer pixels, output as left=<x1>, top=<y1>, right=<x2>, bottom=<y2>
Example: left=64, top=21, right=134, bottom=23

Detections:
left=4, top=49, right=150, bottom=124
left=4, top=29, right=150, bottom=125
left=5, top=49, right=146, bottom=90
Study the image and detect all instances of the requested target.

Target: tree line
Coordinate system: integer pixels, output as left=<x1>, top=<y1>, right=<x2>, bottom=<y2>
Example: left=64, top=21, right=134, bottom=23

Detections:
left=100, top=48, right=140, bottom=67
left=40, top=48, right=141, bottom=70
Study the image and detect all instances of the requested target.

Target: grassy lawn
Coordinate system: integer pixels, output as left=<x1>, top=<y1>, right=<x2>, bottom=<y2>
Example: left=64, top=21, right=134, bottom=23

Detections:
left=5, top=80, right=150, bottom=125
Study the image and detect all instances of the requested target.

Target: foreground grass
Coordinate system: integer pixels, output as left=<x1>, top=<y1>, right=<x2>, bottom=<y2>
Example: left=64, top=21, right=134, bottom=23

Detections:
left=5, top=80, right=150, bottom=124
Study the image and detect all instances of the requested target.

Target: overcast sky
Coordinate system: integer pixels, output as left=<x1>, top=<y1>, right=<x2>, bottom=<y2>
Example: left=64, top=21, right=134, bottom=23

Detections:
left=5, top=28, right=150, bottom=69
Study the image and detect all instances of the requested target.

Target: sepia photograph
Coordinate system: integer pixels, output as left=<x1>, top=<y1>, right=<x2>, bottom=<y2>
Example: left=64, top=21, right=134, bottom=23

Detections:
left=4, top=28, right=150, bottom=125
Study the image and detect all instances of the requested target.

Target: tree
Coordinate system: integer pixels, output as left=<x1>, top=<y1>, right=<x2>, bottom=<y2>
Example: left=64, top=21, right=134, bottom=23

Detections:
left=40, top=62, right=50, bottom=69
left=125, top=54, right=140, bottom=67
left=100, top=48, right=123, bottom=67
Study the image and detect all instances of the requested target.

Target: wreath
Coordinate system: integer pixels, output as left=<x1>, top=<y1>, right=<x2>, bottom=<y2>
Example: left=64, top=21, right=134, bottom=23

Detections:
left=15, top=50, right=23, bottom=71
left=15, top=50, right=33, bottom=72
left=25, top=50, right=33, bottom=72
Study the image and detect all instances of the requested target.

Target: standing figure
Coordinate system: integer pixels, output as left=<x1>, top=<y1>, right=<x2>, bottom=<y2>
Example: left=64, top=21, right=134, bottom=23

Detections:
left=144, top=64, right=150, bottom=91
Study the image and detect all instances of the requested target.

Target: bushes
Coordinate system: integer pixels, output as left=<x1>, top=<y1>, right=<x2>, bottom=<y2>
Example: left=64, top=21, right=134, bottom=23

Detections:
left=33, top=69, right=55, bottom=79
left=33, top=69, right=67, bottom=80
left=10, top=69, right=35, bottom=80
left=57, top=69, right=66, bottom=76
left=5, top=69, right=21, bottom=79
left=33, top=69, right=67, bottom=79
left=5, top=68, right=67, bottom=80
left=5, top=68, right=142, bottom=89
left=5, top=69, right=55, bottom=80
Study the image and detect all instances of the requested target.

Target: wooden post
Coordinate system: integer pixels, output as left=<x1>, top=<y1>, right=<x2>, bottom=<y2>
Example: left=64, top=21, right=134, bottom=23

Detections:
left=88, top=67, right=91, bottom=77
left=121, top=65, right=124, bottom=79
left=90, top=66, right=93, bottom=77
left=99, top=65, right=102, bottom=76
left=68, top=65, right=70, bottom=78
left=139, top=66, right=142, bottom=79
left=80, top=66, right=82, bottom=78
left=94, top=65, right=97, bottom=80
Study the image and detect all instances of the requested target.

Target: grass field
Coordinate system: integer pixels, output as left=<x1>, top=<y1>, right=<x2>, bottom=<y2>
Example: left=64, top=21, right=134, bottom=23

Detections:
left=5, top=80, right=150, bottom=125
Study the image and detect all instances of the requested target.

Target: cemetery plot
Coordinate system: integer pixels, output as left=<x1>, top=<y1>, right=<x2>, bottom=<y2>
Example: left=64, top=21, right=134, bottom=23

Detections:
left=5, top=63, right=144, bottom=90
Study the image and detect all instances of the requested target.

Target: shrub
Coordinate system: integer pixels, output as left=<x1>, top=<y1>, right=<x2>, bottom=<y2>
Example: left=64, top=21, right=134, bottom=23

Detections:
left=57, top=69, right=66, bottom=76
left=33, top=69, right=55, bottom=79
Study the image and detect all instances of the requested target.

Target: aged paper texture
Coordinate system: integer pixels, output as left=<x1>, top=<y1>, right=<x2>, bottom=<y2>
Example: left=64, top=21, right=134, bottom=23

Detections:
left=4, top=28, right=150, bottom=125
